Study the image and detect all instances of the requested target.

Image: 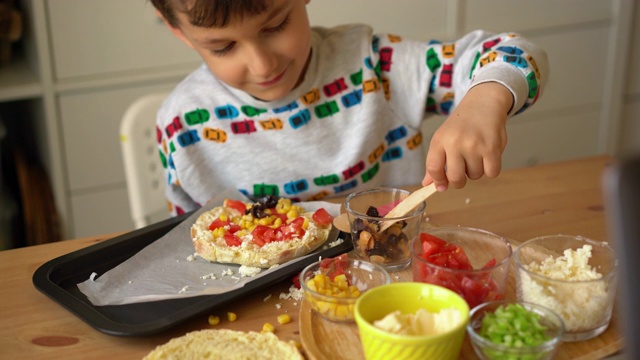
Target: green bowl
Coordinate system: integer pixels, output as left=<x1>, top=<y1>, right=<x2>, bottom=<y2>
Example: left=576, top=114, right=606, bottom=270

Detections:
left=355, top=282, right=470, bottom=360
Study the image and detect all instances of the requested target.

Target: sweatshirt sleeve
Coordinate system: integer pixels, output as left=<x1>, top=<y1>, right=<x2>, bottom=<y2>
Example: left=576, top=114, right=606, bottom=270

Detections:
left=156, top=106, right=200, bottom=217
left=373, top=30, right=549, bottom=122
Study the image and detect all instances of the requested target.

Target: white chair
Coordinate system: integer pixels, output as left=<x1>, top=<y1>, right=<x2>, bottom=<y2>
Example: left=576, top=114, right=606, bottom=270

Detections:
left=119, top=93, right=171, bottom=229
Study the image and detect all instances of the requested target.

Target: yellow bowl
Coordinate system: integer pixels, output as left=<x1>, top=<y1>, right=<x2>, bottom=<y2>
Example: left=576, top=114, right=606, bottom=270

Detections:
left=354, top=282, right=470, bottom=360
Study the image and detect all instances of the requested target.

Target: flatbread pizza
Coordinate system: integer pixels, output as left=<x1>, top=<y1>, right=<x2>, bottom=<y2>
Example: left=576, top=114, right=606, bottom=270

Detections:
left=190, top=196, right=334, bottom=268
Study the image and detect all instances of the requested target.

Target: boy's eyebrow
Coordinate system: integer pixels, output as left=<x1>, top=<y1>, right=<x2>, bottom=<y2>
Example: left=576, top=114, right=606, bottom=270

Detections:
left=198, top=1, right=291, bottom=45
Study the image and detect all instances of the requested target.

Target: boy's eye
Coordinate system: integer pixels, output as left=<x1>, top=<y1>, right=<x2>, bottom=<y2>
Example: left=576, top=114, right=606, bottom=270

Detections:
left=211, top=43, right=235, bottom=56
left=264, top=15, right=290, bottom=33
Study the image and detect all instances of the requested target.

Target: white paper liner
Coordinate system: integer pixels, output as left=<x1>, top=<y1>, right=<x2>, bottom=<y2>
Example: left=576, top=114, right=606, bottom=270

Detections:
left=77, top=188, right=342, bottom=306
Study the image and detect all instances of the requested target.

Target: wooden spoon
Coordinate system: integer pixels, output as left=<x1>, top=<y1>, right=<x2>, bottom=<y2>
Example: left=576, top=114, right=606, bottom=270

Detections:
left=332, top=183, right=437, bottom=233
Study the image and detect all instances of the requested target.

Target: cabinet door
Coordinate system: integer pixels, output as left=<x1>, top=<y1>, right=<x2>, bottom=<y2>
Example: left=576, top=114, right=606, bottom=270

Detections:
left=70, top=187, right=134, bottom=238
left=59, top=83, right=174, bottom=191
left=46, top=0, right=201, bottom=79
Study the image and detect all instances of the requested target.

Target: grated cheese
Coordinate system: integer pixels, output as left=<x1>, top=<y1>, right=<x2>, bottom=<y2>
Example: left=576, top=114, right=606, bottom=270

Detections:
left=519, top=244, right=611, bottom=332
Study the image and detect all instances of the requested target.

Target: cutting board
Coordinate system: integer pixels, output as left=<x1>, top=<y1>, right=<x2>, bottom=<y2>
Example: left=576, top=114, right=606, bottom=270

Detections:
left=299, top=243, right=623, bottom=360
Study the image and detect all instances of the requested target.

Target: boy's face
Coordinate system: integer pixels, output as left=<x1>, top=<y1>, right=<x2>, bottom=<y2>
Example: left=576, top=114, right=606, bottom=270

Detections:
left=167, top=0, right=312, bottom=102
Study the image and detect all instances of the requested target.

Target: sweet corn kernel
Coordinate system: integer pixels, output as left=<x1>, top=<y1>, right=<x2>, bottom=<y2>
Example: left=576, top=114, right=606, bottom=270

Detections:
left=277, top=314, right=291, bottom=325
left=219, top=214, right=228, bottom=221
left=227, top=312, right=237, bottom=322
left=272, top=218, right=283, bottom=228
left=276, top=199, right=291, bottom=213
left=302, top=217, right=309, bottom=229
left=212, top=227, right=225, bottom=238
left=261, top=322, right=275, bottom=333
left=208, top=315, right=220, bottom=325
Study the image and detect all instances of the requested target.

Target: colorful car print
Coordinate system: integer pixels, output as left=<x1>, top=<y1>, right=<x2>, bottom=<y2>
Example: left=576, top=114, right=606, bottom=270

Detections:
left=439, top=64, right=453, bottom=88
left=341, top=89, right=363, bottom=108
left=526, top=72, right=539, bottom=99
left=441, top=100, right=453, bottom=114
left=479, top=51, right=497, bottom=67
left=382, top=147, right=402, bottom=162
left=426, top=48, right=441, bottom=73
left=159, top=150, right=167, bottom=168
left=385, top=126, right=407, bottom=144
left=306, top=190, right=330, bottom=201
left=315, top=101, right=340, bottom=118
left=177, top=129, right=200, bottom=147
left=254, top=183, right=279, bottom=197
left=470, top=51, right=481, bottom=79
left=426, top=97, right=437, bottom=112
left=350, top=69, right=363, bottom=86
left=407, top=132, right=423, bottom=150
left=361, top=162, right=380, bottom=183
left=203, top=127, right=227, bottom=143
left=156, top=125, right=163, bottom=144
left=241, top=105, right=267, bottom=117
left=214, top=104, right=239, bottom=119
left=379, top=46, right=393, bottom=71
left=381, top=77, right=390, bottom=101
left=363, top=78, right=380, bottom=93
left=527, top=55, right=540, bottom=79
left=165, top=116, right=182, bottom=138
left=301, top=88, right=321, bottom=105
left=364, top=56, right=374, bottom=70
left=289, top=109, right=311, bottom=129
left=368, top=143, right=385, bottom=163
left=504, top=55, right=528, bottom=68
left=442, top=43, right=455, bottom=58
left=323, top=78, right=348, bottom=97
left=259, top=118, right=283, bottom=130
left=314, top=174, right=340, bottom=186
left=334, top=179, right=358, bottom=193
left=184, top=108, right=210, bottom=126
left=372, top=35, right=380, bottom=52
left=482, top=38, right=501, bottom=53
left=273, top=101, right=298, bottom=113
left=388, top=34, right=402, bottom=43
left=496, top=46, right=523, bottom=55
left=342, top=160, right=365, bottom=180
left=284, top=179, right=309, bottom=195
left=231, top=119, right=257, bottom=134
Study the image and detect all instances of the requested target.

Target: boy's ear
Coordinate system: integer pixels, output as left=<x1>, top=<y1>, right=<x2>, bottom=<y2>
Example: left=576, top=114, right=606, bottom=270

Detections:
left=155, top=10, right=195, bottom=50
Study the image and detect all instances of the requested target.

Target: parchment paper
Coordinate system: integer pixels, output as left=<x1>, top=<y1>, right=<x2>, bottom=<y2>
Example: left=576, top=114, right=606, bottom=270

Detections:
left=77, top=188, right=342, bottom=306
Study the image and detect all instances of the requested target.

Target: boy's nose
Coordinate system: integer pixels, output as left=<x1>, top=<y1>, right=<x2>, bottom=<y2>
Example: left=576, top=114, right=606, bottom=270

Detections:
left=246, top=45, right=278, bottom=77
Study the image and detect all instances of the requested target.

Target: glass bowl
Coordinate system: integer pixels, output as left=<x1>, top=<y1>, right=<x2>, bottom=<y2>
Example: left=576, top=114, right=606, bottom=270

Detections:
left=514, top=234, right=618, bottom=341
left=467, top=300, right=565, bottom=360
left=345, top=187, right=426, bottom=272
left=300, top=257, right=390, bottom=322
left=411, top=227, right=512, bottom=309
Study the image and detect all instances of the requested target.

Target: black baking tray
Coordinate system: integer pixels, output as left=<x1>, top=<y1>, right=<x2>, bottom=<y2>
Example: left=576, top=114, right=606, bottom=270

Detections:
left=32, top=212, right=352, bottom=337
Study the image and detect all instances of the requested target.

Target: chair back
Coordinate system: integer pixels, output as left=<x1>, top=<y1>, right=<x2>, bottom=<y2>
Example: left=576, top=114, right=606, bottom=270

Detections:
left=120, top=93, right=170, bottom=228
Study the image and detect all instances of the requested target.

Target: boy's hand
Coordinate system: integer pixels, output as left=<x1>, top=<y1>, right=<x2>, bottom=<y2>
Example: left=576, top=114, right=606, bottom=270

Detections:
left=422, top=82, right=513, bottom=191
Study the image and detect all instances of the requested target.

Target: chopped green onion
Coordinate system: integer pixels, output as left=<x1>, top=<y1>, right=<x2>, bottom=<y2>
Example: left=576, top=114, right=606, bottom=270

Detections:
left=479, top=303, right=551, bottom=348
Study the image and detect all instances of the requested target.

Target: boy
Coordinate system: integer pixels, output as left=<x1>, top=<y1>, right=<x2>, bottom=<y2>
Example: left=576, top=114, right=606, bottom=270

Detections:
left=150, top=0, right=548, bottom=216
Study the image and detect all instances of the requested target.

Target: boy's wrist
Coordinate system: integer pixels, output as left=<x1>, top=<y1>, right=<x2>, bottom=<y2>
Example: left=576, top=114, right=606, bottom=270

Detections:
left=468, top=81, right=514, bottom=115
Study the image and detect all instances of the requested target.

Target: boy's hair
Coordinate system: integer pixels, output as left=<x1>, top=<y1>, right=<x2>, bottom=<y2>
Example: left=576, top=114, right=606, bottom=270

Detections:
left=150, top=0, right=268, bottom=28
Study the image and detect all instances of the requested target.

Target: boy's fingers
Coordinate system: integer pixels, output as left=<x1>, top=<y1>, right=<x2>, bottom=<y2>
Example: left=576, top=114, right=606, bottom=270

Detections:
left=425, top=149, right=448, bottom=191
left=465, top=155, right=485, bottom=180
left=445, top=155, right=467, bottom=189
left=483, top=155, right=502, bottom=178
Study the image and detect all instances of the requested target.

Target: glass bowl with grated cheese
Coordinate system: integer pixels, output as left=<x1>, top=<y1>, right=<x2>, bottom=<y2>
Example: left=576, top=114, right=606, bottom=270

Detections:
left=514, top=235, right=618, bottom=342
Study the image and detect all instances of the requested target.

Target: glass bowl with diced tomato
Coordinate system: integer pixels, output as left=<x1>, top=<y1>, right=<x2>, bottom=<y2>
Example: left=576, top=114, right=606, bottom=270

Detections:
left=300, top=254, right=391, bottom=322
left=410, top=227, right=513, bottom=309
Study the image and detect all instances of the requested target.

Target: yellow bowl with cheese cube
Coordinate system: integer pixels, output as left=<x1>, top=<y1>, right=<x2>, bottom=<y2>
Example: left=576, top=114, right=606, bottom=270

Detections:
left=300, top=256, right=391, bottom=322
left=354, top=282, right=470, bottom=360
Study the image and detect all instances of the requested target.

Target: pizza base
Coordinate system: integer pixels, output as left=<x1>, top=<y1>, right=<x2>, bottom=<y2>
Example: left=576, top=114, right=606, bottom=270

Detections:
left=143, top=329, right=303, bottom=360
left=190, top=206, right=331, bottom=268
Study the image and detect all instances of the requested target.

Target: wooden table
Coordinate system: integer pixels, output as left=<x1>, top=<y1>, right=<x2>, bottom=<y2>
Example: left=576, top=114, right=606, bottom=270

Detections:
left=0, top=156, right=624, bottom=359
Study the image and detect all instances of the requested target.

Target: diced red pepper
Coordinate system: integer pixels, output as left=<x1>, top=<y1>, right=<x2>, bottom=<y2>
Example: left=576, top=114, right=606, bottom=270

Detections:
left=223, top=234, right=242, bottom=247
left=312, top=208, right=333, bottom=226
left=224, top=198, right=247, bottom=215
